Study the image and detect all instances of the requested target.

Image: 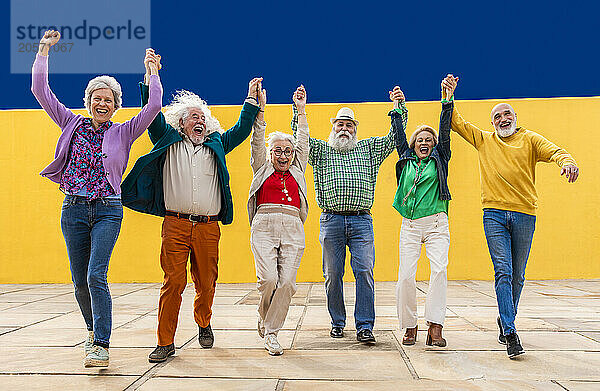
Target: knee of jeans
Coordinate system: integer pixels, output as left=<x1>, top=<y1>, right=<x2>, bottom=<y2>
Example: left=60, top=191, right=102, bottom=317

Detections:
left=494, top=269, right=512, bottom=283
left=86, top=269, right=108, bottom=289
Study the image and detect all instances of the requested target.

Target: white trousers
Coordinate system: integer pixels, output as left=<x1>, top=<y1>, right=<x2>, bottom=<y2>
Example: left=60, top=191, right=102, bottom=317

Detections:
left=396, top=212, right=450, bottom=329
left=250, top=205, right=305, bottom=335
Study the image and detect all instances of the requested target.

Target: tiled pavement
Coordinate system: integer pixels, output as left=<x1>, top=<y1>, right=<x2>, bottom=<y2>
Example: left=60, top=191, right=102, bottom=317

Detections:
left=1, top=280, right=599, bottom=390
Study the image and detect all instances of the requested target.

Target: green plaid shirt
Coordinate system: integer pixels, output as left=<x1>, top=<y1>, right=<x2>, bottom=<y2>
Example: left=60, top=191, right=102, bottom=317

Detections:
left=291, top=103, right=408, bottom=212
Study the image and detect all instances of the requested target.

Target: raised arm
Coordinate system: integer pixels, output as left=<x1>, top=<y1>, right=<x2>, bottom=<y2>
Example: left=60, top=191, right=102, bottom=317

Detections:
left=31, top=30, right=76, bottom=129
left=250, top=86, right=267, bottom=173
left=437, top=75, right=459, bottom=161
left=120, top=49, right=163, bottom=142
left=388, top=86, right=409, bottom=157
left=221, top=77, right=261, bottom=154
left=291, top=99, right=323, bottom=166
left=442, top=74, right=484, bottom=148
left=292, top=85, right=310, bottom=172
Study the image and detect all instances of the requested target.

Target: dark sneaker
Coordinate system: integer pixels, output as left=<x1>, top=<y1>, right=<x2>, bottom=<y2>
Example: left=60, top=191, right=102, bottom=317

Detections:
left=356, top=329, right=376, bottom=344
left=330, top=326, right=344, bottom=338
left=506, top=332, right=524, bottom=358
left=148, top=343, right=175, bottom=363
left=497, top=317, right=506, bottom=345
left=198, top=325, right=214, bottom=348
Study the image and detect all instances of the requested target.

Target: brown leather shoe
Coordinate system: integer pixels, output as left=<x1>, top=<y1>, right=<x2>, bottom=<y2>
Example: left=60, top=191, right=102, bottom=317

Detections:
left=426, top=323, right=447, bottom=347
left=402, top=325, right=418, bottom=345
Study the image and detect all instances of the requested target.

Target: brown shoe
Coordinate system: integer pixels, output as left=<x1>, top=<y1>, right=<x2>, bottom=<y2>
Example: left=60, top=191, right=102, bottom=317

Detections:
left=402, top=325, right=418, bottom=345
left=426, top=323, right=447, bottom=347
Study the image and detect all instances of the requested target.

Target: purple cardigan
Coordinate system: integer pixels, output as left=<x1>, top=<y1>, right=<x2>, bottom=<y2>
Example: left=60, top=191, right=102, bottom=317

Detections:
left=31, top=53, right=163, bottom=195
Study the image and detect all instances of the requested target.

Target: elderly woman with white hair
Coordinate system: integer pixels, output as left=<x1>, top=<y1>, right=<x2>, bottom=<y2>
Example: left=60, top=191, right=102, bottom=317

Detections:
left=247, top=85, right=310, bottom=355
left=31, top=30, right=163, bottom=368
left=391, top=76, right=457, bottom=348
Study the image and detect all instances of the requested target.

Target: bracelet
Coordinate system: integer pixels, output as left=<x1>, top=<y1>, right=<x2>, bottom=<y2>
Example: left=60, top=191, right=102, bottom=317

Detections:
left=246, top=96, right=258, bottom=102
left=259, top=109, right=264, bottom=112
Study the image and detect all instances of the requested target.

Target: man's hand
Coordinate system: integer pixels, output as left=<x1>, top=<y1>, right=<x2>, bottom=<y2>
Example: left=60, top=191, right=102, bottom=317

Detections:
left=257, top=81, right=267, bottom=111
left=441, top=74, right=459, bottom=101
left=38, top=30, right=60, bottom=56
left=247, top=77, right=264, bottom=100
left=561, top=164, right=579, bottom=183
left=388, top=86, right=405, bottom=110
left=144, top=48, right=161, bottom=83
left=293, top=85, right=307, bottom=112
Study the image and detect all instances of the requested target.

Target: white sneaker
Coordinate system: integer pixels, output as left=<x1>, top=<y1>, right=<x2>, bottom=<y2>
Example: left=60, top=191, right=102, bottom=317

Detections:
left=257, top=318, right=265, bottom=338
left=264, top=334, right=283, bottom=356
left=84, top=345, right=109, bottom=367
left=84, top=331, right=94, bottom=355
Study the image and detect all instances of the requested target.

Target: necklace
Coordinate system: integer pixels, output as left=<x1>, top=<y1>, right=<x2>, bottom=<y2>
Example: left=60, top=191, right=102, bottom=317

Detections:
left=401, top=159, right=430, bottom=206
left=280, top=172, right=293, bottom=202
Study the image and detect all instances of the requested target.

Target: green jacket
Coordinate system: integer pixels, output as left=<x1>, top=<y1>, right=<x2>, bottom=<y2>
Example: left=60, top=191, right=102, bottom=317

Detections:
left=121, top=83, right=259, bottom=224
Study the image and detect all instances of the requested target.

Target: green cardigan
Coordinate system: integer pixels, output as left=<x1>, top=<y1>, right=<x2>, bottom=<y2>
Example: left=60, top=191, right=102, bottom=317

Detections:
left=121, top=83, right=259, bottom=224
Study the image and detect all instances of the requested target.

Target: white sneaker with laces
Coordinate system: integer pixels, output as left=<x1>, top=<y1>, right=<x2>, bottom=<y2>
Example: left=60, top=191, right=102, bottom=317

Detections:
left=84, top=331, right=94, bottom=355
left=264, top=334, right=283, bottom=356
left=84, top=345, right=109, bottom=367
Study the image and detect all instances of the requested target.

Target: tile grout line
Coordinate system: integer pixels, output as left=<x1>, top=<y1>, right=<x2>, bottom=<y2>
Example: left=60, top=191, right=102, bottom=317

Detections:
left=551, top=379, right=570, bottom=390
left=290, top=283, right=313, bottom=349
left=275, top=379, right=286, bottom=391
left=122, top=334, right=198, bottom=391
left=391, top=327, right=419, bottom=380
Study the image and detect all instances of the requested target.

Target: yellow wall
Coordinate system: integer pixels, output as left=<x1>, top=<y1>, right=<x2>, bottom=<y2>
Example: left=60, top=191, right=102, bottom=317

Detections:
left=1, top=97, right=599, bottom=283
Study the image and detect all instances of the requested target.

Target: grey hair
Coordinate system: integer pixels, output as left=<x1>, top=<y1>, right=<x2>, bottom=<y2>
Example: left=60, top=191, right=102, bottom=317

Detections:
left=83, top=75, right=122, bottom=115
left=163, top=90, right=223, bottom=134
left=266, top=131, right=296, bottom=154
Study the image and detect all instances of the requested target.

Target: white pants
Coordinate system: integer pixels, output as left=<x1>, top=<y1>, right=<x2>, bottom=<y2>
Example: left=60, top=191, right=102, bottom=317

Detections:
left=396, top=212, right=450, bottom=329
left=250, top=205, right=305, bottom=335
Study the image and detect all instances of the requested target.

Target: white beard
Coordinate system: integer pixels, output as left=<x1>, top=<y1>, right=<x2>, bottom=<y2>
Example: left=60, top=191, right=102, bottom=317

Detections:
left=328, top=130, right=357, bottom=151
left=495, top=122, right=517, bottom=138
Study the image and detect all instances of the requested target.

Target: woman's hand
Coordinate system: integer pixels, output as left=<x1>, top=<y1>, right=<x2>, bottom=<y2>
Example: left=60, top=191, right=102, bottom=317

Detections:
left=257, top=81, right=267, bottom=111
left=38, top=30, right=60, bottom=56
left=247, top=77, right=264, bottom=101
left=144, top=49, right=161, bottom=83
left=441, top=74, right=459, bottom=101
left=293, top=85, right=307, bottom=113
left=389, top=86, right=405, bottom=110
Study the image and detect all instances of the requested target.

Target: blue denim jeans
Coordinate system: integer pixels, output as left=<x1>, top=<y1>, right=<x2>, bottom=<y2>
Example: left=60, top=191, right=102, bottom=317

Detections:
left=61, top=195, right=123, bottom=348
left=319, top=212, right=375, bottom=331
left=483, top=208, right=536, bottom=336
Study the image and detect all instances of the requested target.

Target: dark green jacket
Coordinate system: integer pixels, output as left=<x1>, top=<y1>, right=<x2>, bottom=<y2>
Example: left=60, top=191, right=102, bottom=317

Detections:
left=121, top=83, right=259, bottom=224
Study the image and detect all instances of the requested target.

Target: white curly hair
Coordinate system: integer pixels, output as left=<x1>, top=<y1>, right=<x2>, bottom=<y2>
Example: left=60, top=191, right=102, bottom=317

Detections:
left=266, top=131, right=296, bottom=155
left=83, top=75, right=122, bottom=116
left=163, top=90, right=223, bottom=134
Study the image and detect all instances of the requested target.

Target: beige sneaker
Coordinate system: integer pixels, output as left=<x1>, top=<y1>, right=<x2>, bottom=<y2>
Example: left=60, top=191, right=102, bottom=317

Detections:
left=84, top=345, right=109, bottom=367
left=264, top=334, right=283, bottom=356
left=84, top=331, right=94, bottom=355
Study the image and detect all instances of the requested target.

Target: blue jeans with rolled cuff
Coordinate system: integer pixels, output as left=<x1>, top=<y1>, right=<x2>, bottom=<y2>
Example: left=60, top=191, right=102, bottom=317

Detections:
left=319, top=212, right=376, bottom=332
left=61, top=195, right=123, bottom=348
left=483, top=208, right=536, bottom=336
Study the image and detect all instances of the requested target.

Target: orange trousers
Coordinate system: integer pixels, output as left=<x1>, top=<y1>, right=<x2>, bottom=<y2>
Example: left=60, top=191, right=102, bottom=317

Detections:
left=157, top=215, right=220, bottom=346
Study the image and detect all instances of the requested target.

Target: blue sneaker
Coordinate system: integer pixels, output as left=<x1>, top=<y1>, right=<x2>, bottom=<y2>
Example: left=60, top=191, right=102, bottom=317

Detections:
left=84, top=345, right=109, bottom=367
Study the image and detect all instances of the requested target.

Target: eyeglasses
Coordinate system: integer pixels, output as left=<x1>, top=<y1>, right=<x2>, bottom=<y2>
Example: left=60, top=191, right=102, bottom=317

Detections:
left=272, top=148, right=294, bottom=157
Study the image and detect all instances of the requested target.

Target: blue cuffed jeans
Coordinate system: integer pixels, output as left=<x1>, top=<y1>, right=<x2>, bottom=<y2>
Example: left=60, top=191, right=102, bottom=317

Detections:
left=61, top=195, right=123, bottom=348
left=319, top=212, right=375, bottom=331
left=483, top=208, right=536, bottom=336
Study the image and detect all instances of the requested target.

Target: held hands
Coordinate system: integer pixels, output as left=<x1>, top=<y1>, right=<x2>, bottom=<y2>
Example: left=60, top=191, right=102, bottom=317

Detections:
left=144, top=48, right=161, bottom=82
left=257, top=81, right=267, bottom=111
left=560, top=164, right=579, bottom=183
left=38, top=30, right=60, bottom=56
left=441, top=74, right=459, bottom=101
left=247, top=77, right=264, bottom=101
left=293, top=85, right=307, bottom=113
left=389, top=86, right=405, bottom=110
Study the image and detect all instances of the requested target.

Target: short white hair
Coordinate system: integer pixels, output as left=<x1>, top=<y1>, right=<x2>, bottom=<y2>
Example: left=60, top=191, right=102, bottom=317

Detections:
left=163, top=90, right=223, bottom=134
left=266, top=131, right=296, bottom=154
left=83, top=75, right=122, bottom=115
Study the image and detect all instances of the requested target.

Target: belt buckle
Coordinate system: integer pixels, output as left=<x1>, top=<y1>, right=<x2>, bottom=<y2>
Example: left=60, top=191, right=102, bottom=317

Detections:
left=188, top=214, right=196, bottom=223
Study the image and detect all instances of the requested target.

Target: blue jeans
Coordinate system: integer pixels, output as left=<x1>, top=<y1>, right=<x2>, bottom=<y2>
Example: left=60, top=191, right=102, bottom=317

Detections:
left=61, top=195, right=123, bottom=348
left=483, top=208, right=536, bottom=336
left=319, top=212, right=375, bottom=331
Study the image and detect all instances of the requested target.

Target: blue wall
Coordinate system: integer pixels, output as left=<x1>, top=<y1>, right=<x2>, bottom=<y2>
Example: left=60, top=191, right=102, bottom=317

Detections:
left=2, top=0, right=599, bottom=109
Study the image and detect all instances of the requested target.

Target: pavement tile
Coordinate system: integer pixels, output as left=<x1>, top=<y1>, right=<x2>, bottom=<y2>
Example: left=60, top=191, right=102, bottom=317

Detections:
left=292, top=330, right=397, bottom=350
left=138, top=377, right=278, bottom=391
left=0, top=374, right=138, bottom=390
left=110, top=326, right=197, bottom=349
left=186, top=330, right=295, bottom=349
left=282, top=379, right=564, bottom=390
left=156, top=349, right=411, bottom=380
left=555, top=381, right=600, bottom=390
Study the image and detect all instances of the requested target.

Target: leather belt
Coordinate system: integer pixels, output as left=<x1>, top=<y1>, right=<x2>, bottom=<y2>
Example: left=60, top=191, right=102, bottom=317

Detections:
left=323, top=210, right=370, bottom=216
left=165, top=211, right=219, bottom=223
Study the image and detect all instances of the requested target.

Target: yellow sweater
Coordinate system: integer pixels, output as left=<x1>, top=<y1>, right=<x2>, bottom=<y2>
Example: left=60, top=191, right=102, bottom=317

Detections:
left=452, top=107, right=576, bottom=215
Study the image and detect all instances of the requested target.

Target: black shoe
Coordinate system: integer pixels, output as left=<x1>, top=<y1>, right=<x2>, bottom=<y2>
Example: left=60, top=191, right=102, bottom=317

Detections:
left=356, top=329, right=376, bottom=344
left=330, top=327, right=344, bottom=338
left=148, top=343, right=175, bottom=363
left=506, top=332, right=524, bottom=358
left=198, top=325, right=214, bottom=348
left=497, top=317, right=506, bottom=345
